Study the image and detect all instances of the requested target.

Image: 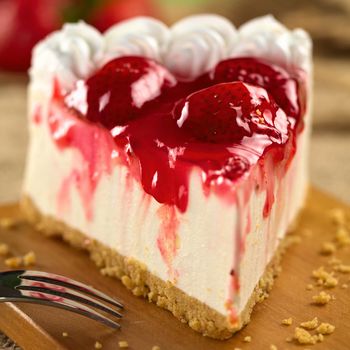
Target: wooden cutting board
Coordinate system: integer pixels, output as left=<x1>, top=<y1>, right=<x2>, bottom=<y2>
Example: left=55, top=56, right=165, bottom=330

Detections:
left=0, top=187, right=349, bottom=350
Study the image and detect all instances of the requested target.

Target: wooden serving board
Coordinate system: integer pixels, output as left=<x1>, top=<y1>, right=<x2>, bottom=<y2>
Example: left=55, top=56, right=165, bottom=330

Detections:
left=0, top=187, right=349, bottom=350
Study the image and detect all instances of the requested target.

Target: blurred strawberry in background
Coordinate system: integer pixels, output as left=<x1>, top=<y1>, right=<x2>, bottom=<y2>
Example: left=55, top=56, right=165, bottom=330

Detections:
left=0, top=0, right=157, bottom=72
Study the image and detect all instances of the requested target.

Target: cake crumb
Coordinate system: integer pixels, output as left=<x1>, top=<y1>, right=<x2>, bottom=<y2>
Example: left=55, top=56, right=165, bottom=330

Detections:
left=312, top=291, right=332, bottom=305
left=0, top=243, right=9, bottom=256
left=306, top=284, right=314, bottom=291
left=328, top=257, right=342, bottom=266
left=294, top=327, right=318, bottom=345
left=23, top=251, right=36, bottom=266
left=234, top=348, right=242, bottom=350
left=0, top=217, right=17, bottom=230
left=329, top=208, right=346, bottom=225
left=317, top=333, right=324, bottom=342
left=312, top=266, right=329, bottom=280
left=62, top=332, right=68, bottom=338
left=270, top=345, right=278, bottom=350
left=312, top=266, right=338, bottom=287
left=243, top=335, right=252, bottom=342
left=316, top=322, right=335, bottom=335
left=335, top=228, right=350, bottom=246
left=152, top=346, right=161, bottom=350
left=320, top=242, right=336, bottom=255
left=341, top=283, right=348, bottom=289
left=285, top=337, right=293, bottom=342
left=281, top=317, right=293, bottom=326
left=324, top=275, right=338, bottom=288
left=5, top=256, right=22, bottom=268
left=94, top=341, right=103, bottom=349
left=118, top=341, right=129, bottom=348
left=334, top=264, right=350, bottom=273
left=300, top=317, right=318, bottom=330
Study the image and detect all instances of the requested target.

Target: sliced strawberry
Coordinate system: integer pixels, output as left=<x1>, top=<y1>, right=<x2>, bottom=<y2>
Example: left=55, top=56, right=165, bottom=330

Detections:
left=66, top=56, right=176, bottom=129
left=173, top=81, right=288, bottom=144
left=212, top=57, right=300, bottom=119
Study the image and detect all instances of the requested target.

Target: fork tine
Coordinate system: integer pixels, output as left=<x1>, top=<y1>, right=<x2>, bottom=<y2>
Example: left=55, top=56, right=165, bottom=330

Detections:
left=0, top=295, right=121, bottom=329
left=20, top=270, right=123, bottom=308
left=16, top=282, right=122, bottom=319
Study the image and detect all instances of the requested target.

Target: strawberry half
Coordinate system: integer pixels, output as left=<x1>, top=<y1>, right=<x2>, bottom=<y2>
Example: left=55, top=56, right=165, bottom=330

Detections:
left=173, top=81, right=288, bottom=144
left=212, top=57, right=301, bottom=119
left=66, top=56, right=176, bottom=129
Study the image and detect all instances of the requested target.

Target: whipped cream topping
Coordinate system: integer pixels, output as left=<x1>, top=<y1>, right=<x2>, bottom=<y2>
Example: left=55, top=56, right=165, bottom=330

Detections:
left=103, top=17, right=169, bottom=65
left=30, top=15, right=311, bottom=90
left=230, top=15, right=312, bottom=72
left=31, top=22, right=104, bottom=91
left=163, top=15, right=236, bottom=80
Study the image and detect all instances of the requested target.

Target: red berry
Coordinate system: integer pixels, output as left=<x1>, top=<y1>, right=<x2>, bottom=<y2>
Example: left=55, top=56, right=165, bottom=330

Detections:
left=173, top=81, right=288, bottom=144
left=213, top=57, right=300, bottom=119
left=0, top=0, right=65, bottom=71
left=66, top=56, right=176, bottom=129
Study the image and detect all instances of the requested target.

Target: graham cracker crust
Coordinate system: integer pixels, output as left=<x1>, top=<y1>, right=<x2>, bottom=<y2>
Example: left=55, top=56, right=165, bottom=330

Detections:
left=20, top=195, right=294, bottom=340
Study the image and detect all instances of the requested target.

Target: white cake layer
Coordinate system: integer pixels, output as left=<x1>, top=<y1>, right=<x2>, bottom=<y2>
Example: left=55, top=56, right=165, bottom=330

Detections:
left=23, top=87, right=310, bottom=317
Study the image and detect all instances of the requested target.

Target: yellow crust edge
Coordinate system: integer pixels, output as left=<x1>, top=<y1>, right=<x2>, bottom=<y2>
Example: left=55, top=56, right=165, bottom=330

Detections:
left=20, top=195, right=294, bottom=340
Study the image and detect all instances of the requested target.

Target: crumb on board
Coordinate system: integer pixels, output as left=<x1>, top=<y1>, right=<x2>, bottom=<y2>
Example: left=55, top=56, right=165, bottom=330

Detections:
left=243, top=335, right=252, bottom=342
left=23, top=251, right=36, bottom=266
left=335, top=228, right=350, bottom=246
left=316, top=322, right=335, bottom=335
left=300, top=317, right=318, bottom=330
left=324, top=275, right=338, bottom=288
left=317, top=333, right=324, bottom=342
left=5, top=256, right=22, bottom=268
left=312, top=291, right=332, bottom=305
left=306, top=284, right=314, bottom=291
left=62, top=332, right=68, bottom=338
left=329, top=208, right=346, bottom=225
left=118, top=340, right=129, bottom=348
left=285, top=337, right=293, bottom=342
left=0, top=243, right=9, bottom=256
left=320, top=242, right=336, bottom=255
left=0, top=217, right=18, bottom=230
left=328, top=257, right=342, bottom=266
left=294, top=327, right=318, bottom=345
left=281, top=317, right=293, bottom=326
left=94, top=341, right=103, bottom=349
left=270, top=345, right=278, bottom=350
left=334, top=264, right=350, bottom=273
left=341, top=283, right=348, bottom=289
left=234, top=348, right=242, bottom=350
left=152, top=346, right=161, bottom=350
left=312, top=266, right=338, bottom=288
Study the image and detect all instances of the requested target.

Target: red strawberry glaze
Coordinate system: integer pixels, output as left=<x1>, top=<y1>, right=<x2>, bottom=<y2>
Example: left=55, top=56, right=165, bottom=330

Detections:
left=49, top=80, right=121, bottom=220
left=157, top=205, right=180, bottom=280
left=40, top=56, right=307, bottom=310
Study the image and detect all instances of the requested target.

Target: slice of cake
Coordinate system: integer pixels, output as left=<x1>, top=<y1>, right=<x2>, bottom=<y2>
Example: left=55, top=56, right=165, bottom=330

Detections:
left=21, top=15, right=312, bottom=339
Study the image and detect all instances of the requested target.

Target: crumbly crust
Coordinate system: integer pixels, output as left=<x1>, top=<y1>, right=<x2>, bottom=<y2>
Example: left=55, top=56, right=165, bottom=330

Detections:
left=20, top=195, right=294, bottom=339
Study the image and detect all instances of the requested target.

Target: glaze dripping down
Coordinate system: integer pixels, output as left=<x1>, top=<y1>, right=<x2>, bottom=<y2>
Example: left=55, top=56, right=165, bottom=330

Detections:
left=52, top=56, right=306, bottom=217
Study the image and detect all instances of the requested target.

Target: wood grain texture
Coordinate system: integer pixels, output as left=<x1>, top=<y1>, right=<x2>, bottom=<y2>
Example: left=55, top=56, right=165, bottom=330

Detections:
left=0, top=187, right=349, bottom=350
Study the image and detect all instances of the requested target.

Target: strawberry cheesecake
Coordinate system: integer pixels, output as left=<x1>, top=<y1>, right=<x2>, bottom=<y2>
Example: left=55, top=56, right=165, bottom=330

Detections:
left=21, top=15, right=312, bottom=339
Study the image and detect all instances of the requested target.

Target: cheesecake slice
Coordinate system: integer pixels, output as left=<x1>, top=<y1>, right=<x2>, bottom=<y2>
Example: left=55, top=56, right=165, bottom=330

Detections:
left=22, top=15, right=312, bottom=339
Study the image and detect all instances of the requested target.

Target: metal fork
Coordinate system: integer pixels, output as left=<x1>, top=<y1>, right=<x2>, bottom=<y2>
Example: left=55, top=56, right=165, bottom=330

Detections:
left=0, top=270, right=124, bottom=329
